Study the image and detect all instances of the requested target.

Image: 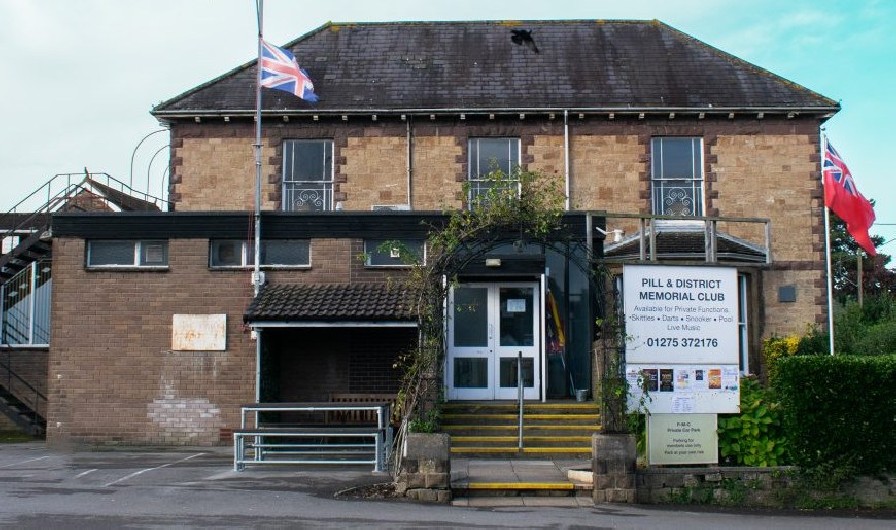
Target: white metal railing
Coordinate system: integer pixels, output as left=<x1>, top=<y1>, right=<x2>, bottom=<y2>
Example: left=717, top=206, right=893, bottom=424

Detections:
left=282, top=182, right=333, bottom=211
left=235, top=402, right=392, bottom=472
left=1, top=260, right=51, bottom=346
left=600, top=213, right=772, bottom=265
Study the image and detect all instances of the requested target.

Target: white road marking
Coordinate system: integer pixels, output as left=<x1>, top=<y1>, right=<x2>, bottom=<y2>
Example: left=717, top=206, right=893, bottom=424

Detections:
left=75, top=468, right=97, bottom=478
left=0, top=455, right=51, bottom=469
left=104, top=452, right=205, bottom=487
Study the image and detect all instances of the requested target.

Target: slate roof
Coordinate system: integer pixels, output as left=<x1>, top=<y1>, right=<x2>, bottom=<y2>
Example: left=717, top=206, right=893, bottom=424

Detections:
left=244, top=284, right=417, bottom=323
left=153, top=20, right=838, bottom=117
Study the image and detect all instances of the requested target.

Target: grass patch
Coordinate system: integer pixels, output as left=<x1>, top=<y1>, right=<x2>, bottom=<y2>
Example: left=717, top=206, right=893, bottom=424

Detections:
left=0, top=430, right=37, bottom=443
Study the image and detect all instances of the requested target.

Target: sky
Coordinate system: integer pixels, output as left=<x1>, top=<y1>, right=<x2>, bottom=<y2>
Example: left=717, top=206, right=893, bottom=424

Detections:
left=2, top=0, right=894, bottom=248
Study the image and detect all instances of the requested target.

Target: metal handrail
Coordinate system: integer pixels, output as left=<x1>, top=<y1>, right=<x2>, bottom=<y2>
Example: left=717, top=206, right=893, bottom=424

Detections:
left=601, top=212, right=772, bottom=264
left=1, top=350, right=47, bottom=419
left=517, top=350, right=524, bottom=451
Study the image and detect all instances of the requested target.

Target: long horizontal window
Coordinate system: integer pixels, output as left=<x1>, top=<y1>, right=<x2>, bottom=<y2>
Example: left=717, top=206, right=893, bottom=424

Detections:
left=87, top=240, right=168, bottom=268
left=364, top=239, right=426, bottom=267
left=210, top=240, right=310, bottom=268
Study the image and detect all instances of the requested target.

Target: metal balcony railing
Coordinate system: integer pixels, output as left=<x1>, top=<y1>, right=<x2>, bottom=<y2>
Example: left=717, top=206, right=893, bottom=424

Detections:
left=599, top=213, right=772, bottom=265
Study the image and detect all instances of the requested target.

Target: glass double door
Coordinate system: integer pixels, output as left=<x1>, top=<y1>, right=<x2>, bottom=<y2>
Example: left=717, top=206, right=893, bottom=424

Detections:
left=447, top=283, right=541, bottom=400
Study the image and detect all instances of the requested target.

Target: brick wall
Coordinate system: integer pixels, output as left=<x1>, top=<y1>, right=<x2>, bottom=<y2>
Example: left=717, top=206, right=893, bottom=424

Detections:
left=48, top=237, right=257, bottom=446
left=341, top=136, right=408, bottom=209
left=47, top=233, right=416, bottom=445
left=411, top=135, right=463, bottom=210
left=171, top=121, right=278, bottom=211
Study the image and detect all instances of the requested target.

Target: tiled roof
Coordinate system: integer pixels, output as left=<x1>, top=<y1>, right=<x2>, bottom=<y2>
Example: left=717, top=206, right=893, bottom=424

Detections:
left=244, top=283, right=417, bottom=323
left=153, top=20, right=837, bottom=116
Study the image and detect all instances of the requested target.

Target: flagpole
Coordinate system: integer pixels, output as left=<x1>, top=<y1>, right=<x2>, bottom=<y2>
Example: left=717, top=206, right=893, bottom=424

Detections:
left=253, top=0, right=264, bottom=296
left=821, top=131, right=836, bottom=355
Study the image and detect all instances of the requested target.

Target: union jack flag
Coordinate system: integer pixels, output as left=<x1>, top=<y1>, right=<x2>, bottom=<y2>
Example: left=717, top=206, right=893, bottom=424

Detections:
left=823, top=139, right=876, bottom=255
left=260, top=40, right=319, bottom=102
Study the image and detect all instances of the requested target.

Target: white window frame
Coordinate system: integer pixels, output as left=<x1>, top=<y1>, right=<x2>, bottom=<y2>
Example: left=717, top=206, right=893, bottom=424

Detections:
left=86, top=240, right=168, bottom=269
left=650, top=137, right=705, bottom=217
left=468, top=137, right=521, bottom=206
left=364, top=239, right=427, bottom=267
left=209, top=240, right=311, bottom=269
left=282, top=139, right=334, bottom=212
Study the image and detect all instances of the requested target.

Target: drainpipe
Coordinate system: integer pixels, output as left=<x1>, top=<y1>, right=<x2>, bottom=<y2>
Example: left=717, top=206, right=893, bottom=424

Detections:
left=564, top=110, right=570, bottom=210
left=406, top=117, right=412, bottom=207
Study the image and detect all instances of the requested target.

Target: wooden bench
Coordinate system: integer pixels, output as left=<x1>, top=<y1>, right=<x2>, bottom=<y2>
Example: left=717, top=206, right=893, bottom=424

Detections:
left=235, top=402, right=392, bottom=472
left=328, top=393, right=397, bottom=425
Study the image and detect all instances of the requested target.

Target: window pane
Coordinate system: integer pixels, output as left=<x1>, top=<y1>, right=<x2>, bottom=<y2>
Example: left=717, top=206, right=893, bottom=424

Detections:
left=454, top=358, right=488, bottom=388
left=282, top=140, right=334, bottom=211
left=468, top=138, right=520, bottom=205
left=453, top=287, right=488, bottom=347
left=260, top=240, right=310, bottom=266
left=365, top=239, right=425, bottom=266
left=210, top=240, right=244, bottom=267
left=284, top=140, right=332, bottom=182
left=470, top=138, right=518, bottom=177
left=651, top=137, right=703, bottom=216
left=499, top=287, right=534, bottom=346
left=140, top=241, right=168, bottom=266
left=499, top=357, right=534, bottom=388
left=89, top=241, right=134, bottom=266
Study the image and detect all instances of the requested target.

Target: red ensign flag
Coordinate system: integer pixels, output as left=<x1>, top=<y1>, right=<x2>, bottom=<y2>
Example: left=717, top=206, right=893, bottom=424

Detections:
left=823, top=140, right=876, bottom=256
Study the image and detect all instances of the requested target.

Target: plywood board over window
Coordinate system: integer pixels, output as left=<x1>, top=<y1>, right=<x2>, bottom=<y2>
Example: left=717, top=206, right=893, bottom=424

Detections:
left=172, top=314, right=227, bottom=351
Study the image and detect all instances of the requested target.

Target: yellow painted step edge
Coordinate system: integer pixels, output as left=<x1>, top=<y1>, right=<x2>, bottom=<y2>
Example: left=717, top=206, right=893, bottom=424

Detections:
left=452, top=436, right=593, bottom=442
left=442, top=413, right=598, bottom=420
left=458, top=482, right=575, bottom=490
left=451, top=446, right=592, bottom=454
left=442, top=425, right=601, bottom=431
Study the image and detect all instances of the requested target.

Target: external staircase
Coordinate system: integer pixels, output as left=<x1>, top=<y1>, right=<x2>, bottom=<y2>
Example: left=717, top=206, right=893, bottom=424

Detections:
left=0, top=171, right=167, bottom=435
left=441, top=401, right=600, bottom=458
left=443, top=401, right=598, bottom=501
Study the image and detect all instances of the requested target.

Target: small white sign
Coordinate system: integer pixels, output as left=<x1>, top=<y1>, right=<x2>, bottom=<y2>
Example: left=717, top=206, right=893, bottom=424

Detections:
left=506, top=299, right=526, bottom=313
left=172, top=314, right=227, bottom=351
left=648, top=413, right=718, bottom=465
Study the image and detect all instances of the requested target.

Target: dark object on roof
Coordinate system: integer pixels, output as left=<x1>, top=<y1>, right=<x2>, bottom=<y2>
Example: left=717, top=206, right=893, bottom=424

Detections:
left=510, top=29, right=539, bottom=53
left=605, top=229, right=767, bottom=263
left=245, top=284, right=417, bottom=323
left=153, top=20, right=837, bottom=117
left=84, top=178, right=162, bottom=212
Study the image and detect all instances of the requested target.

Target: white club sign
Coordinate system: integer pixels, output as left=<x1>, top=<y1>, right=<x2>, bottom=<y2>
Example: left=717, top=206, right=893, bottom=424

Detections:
left=623, top=265, right=738, bottom=365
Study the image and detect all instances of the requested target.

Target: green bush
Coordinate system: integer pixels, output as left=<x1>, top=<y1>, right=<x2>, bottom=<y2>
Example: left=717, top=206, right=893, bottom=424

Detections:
left=852, top=321, right=896, bottom=356
left=717, top=377, right=788, bottom=467
left=776, top=354, right=896, bottom=474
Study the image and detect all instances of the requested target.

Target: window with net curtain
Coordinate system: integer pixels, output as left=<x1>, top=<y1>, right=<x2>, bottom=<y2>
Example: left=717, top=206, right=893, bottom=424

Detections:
left=651, top=137, right=704, bottom=217
left=282, top=139, right=334, bottom=211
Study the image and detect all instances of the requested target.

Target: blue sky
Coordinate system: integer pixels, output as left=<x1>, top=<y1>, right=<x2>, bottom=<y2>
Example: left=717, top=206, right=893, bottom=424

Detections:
left=2, top=0, right=893, bottom=249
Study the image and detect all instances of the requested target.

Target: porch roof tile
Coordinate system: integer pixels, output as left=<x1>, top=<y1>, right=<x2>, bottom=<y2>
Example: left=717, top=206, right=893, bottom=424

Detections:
left=244, top=283, right=416, bottom=323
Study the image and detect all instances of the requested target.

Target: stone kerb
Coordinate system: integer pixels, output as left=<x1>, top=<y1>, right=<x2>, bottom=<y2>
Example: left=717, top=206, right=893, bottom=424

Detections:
left=395, top=432, right=452, bottom=503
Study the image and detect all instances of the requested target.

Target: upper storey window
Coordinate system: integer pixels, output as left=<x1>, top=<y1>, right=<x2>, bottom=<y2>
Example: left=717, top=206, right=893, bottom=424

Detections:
left=650, top=137, right=704, bottom=217
left=468, top=138, right=520, bottom=206
left=282, top=140, right=334, bottom=211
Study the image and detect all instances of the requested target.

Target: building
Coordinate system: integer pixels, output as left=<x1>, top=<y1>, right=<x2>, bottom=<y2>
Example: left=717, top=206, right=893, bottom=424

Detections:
left=29, top=20, right=838, bottom=446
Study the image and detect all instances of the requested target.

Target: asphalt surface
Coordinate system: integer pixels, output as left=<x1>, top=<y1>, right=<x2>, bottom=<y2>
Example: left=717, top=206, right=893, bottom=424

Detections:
left=0, top=442, right=893, bottom=529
